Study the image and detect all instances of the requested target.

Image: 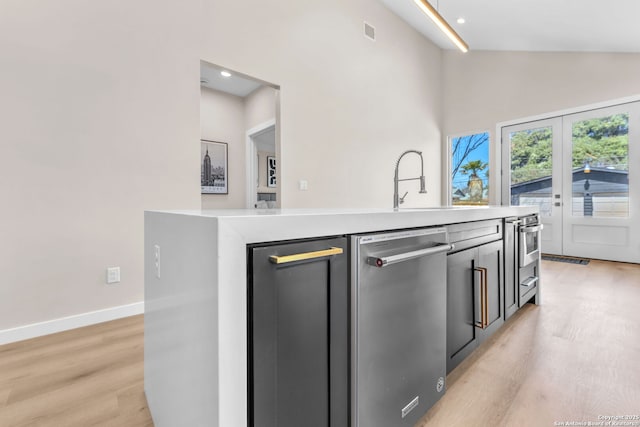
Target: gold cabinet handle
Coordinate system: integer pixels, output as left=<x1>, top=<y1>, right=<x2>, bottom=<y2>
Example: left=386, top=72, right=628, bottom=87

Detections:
left=482, top=267, right=488, bottom=328
left=474, top=267, right=489, bottom=329
left=269, top=247, right=343, bottom=265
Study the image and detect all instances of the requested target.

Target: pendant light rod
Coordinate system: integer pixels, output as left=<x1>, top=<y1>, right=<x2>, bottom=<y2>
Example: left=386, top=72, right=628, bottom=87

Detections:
left=413, top=0, right=469, bottom=53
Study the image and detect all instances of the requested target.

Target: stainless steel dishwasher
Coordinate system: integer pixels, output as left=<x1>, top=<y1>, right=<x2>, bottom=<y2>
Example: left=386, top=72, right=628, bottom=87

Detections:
left=351, top=227, right=453, bottom=427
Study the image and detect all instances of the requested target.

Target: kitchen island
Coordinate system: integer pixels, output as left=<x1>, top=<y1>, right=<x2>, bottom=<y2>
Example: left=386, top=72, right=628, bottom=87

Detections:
left=144, top=206, right=537, bottom=427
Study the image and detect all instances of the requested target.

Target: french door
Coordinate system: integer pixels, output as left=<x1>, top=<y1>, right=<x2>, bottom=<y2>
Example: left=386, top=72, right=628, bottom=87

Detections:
left=502, top=102, right=640, bottom=264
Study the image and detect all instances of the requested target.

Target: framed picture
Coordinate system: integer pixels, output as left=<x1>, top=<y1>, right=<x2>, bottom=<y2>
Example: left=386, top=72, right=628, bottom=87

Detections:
left=267, top=155, right=276, bottom=188
left=201, top=140, right=228, bottom=194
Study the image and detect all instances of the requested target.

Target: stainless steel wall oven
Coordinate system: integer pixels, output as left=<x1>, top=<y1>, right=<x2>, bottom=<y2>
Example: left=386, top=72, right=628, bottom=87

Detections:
left=517, top=214, right=542, bottom=305
left=519, top=214, right=543, bottom=268
left=504, top=214, right=542, bottom=320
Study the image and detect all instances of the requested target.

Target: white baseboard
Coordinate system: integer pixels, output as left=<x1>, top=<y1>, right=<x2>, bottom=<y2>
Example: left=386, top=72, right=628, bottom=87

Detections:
left=0, top=301, right=144, bottom=346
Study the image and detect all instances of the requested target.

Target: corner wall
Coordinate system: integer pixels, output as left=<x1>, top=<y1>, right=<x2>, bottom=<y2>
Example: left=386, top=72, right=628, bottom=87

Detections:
left=1, top=0, right=443, bottom=338
left=200, top=0, right=443, bottom=209
left=0, top=0, right=201, bottom=331
left=441, top=50, right=640, bottom=204
left=200, top=87, right=246, bottom=209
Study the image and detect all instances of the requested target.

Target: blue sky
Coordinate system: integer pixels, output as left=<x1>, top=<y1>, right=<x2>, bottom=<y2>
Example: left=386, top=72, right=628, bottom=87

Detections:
left=451, top=132, right=490, bottom=189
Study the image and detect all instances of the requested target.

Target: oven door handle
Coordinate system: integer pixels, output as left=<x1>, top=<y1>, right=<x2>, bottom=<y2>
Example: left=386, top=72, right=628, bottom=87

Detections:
left=520, top=224, right=544, bottom=233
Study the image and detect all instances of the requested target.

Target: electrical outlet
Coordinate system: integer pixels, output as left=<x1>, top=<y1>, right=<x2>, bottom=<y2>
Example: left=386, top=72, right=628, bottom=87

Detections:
left=106, top=267, right=120, bottom=284
left=299, top=180, right=308, bottom=191
left=154, top=245, right=161, bottom=278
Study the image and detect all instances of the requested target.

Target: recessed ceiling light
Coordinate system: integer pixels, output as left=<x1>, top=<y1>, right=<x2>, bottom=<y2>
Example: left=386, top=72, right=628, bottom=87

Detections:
left=220, top=71, right=232, bottom=77
left=457, top=17, right=465, bottom=24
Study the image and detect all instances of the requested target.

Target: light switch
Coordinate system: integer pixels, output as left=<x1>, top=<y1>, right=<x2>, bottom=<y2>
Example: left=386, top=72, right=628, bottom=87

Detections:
left=106, top=267, right=121, bottom=284
left=299, top=180, right=308, bottom=191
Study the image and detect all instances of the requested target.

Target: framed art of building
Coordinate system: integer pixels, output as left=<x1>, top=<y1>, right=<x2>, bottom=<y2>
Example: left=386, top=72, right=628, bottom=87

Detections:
left=201, top=140, right=228, bottom=194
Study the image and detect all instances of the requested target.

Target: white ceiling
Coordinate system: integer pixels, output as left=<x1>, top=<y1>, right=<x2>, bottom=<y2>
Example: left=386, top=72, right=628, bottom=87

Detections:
left=379, top=0, right=640, bottom=52
left=200, top=62, right=262, bottom=97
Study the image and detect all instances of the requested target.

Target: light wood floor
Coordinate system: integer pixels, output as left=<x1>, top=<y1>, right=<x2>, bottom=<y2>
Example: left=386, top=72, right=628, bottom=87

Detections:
left=418, top=259, right=640, bottom=427
left=1, top=259, right=638, bottom=426
left=0, top=315, right=151, bottom=427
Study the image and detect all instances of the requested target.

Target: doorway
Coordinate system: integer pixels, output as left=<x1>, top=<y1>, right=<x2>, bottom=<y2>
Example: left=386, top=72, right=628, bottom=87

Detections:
left=502, top=102, right=640, bottom=263
left=246, top=121, right=276, bottom=208
left=200, top=60, right=280, bottom=210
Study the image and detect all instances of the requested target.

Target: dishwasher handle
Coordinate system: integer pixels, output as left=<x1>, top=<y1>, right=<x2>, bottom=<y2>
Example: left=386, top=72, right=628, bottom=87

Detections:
left=366, top=243, right=454, bottom=268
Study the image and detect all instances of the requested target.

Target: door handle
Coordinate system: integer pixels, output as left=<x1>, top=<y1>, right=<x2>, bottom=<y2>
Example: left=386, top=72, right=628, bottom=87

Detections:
left=269, top=247, right=343, bottom=264
left=521, top=276, right=539, bottom=287
left=366, top=243, right=454, bottom=268
left=474, top=267, right=488, bottom=329
left=520, top=224, right=544, bottom=233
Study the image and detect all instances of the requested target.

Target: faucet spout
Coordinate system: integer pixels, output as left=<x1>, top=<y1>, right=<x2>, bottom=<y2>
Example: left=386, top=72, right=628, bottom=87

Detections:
left=393, top=150, right=427, bottom=209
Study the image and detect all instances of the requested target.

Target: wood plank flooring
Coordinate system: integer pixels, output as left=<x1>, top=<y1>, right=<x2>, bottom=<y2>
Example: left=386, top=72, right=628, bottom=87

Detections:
left=0, top=315, right=151, bottom=427
left=417, top=259, right=640, bottom=427
left=0, top=259, right=638, bottom=426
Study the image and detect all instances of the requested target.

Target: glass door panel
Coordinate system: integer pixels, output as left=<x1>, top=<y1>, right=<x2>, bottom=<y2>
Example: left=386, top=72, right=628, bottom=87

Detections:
left=509, top=126, right=554, bottom=216
left=504, top=102, right=639, bottom=263
left=570, top=114, right=629, bottom=218
left=562, top=104, right=638, bottom=263
left=502, top=118, right=563, bottom=255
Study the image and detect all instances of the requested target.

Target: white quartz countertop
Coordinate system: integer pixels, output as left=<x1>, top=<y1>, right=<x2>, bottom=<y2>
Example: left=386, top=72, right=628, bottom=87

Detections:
left=148, top=205, right=537, bottom=244
left=144, top=204, right=539, bottom=427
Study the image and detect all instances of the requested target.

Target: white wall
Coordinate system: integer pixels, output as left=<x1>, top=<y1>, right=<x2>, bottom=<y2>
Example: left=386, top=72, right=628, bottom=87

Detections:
left=0, top=1, right=201, bottom=331
left=1, top=0, right=443, bottom=333
left=200, top=87, right=246, bottom=209
left=443, top=51, right=640, bottom=135
left=201, top=0, right=443, bottom=209
left=244, top=86, right=277, bottom=131
left=441, top=50, right=640, bottom=203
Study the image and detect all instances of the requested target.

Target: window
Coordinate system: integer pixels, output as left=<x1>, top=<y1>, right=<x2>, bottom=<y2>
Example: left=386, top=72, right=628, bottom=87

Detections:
left=450, top=132, right=490, bottom=206
left=570, top=114, right=629, bottom=217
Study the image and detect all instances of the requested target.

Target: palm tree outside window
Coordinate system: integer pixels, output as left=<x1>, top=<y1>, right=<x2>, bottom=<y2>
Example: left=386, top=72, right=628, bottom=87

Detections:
left=450, top=132, right=490, bottom=206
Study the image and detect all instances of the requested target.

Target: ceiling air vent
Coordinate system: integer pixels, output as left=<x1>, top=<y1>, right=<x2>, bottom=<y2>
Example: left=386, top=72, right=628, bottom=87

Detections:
left=364, top=22, right=375, bottom=41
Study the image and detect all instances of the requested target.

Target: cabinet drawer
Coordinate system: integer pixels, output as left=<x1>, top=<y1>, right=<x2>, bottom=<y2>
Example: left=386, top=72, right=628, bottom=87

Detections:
left=519, top=261, right=539, bottom=304
left=447, top=219, right=502, bottom=252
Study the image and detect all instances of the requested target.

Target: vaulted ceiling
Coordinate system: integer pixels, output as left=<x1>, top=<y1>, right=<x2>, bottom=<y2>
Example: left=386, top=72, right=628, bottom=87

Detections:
left=379, top=0, right=640, bottom=52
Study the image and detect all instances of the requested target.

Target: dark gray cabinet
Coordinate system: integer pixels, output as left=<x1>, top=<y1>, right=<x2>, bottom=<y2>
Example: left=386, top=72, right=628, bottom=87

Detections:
left=504, top=218, right=519, bottom=320
left=248, top=237, right=348, bottom=427
left=446, top=239, right=504, bottom=373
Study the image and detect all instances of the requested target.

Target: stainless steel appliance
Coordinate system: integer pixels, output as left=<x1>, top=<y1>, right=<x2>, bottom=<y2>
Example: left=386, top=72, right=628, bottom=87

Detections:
left=517, top=214, right=542, bottom=305
left=351, top=228, right=453, bottom=427
left=519, top=214, right=543, bottom=267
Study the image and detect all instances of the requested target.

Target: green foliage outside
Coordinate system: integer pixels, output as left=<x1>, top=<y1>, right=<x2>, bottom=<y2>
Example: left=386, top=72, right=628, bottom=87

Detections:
left=460, top=160, right=488, bottom=178
left=510, top=114, right=629, bottom=185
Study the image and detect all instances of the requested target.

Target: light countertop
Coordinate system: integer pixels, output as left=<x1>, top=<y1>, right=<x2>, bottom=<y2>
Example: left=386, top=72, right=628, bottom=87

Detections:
left=148, top=205, right=538, bottom=244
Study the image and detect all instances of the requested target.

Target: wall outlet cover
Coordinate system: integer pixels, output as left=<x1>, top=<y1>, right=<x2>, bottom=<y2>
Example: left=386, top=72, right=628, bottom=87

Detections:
left=154, top=245, right=161, bottom=278
left=106, top=267, right=121, bottom=284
